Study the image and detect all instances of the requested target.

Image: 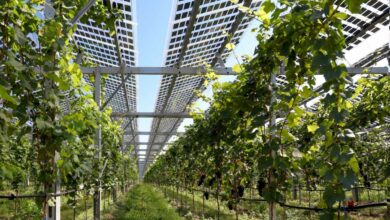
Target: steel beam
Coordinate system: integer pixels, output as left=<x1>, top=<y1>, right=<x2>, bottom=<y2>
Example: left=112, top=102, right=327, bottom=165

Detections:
left=80, top=66, right=235, bottom=75
left=132, top=142, right=169, bottom=145
left=353, top=44, right=389, bottom=68
left=111, top=12, right=139, bottom=168
left=70, top=0, right=97, bottom=25
left=15, top=66, right=387, bottom=76
left=347, top=67, right=389, bottom=75
left=111, top=112, right=192, bottom=118
left=100, top=73, right=132, bottom=110
left=211, top=0, right=253, bottom=66
left=113, top=28, right=130, bottom=112
left=136, top=149, right=160, bottom=152
left=268, top=64, right=279, bottom=220
left=118, top=65, right=130, bottom=112
left=122, top=118, right=137, bottom=151
left=124, top=131, right=184, bottom=135
left=175, top=0, right=203, bottom=66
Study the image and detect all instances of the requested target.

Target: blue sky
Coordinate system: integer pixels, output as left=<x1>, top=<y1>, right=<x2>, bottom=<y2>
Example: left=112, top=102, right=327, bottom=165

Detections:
left=136, top=0, right=174, bottom=136
left=135, top=1, right=259, bottom=141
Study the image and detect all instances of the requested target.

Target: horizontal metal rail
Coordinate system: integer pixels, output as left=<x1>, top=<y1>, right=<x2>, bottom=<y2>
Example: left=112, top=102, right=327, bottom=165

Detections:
left=347, top=67, right=388, bottom=75
left=80, top=66, right=235, bottom=75
left=111, top=112, right=192, bottom=118
left=0, top=190, right=76, bottom=199
left=1, top=66, right=387, bottom=76
left=132, top=142, right=171, bottom=145
left=79, top=66, right=388, bottom=75
left=125, top=131, right=184, bottom=135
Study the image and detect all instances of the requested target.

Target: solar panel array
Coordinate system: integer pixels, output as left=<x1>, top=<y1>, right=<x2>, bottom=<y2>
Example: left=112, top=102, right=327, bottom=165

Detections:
left=337, top=0, right=389, bottom=50
left=54, top=0, right=389, bottom=175
left=73, top=0, right=139, bottom=147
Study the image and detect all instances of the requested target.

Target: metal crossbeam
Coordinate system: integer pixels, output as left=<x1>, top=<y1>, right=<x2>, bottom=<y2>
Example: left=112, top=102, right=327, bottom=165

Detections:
left=122, top=118, right=139, bottom=167
left=131, top=142, right=168, bottom=145
left=176, top=1, right=202, bottom=67
left=70, top=0, right=96, bottom=25
left=353, top=44, right=389, bottom=68
left=109, top=4, right=139, bottom=167
left=9, top=66, right=386, bottom=76
left=80, top=67, right=235, bottom=75
left=125, top=131, right=184, bottom=135
left=113, top=27, right=131, bottom=112
left=111, top=112, right=192, bottom=118
left=211, top=0, right=253, bottom=66
left=100, top=73, right=132, bottom=110
left=347, top=67, right=388, bottom=75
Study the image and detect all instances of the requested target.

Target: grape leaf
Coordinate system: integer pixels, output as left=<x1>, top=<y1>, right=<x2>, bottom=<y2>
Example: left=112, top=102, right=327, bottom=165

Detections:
left=307, top=124, right=319, bottom=133
left=226, top=43, right=235, bottom=50
left=0, top=85, right=17, bottom=104
left=345, top=0, right=365, bottom=13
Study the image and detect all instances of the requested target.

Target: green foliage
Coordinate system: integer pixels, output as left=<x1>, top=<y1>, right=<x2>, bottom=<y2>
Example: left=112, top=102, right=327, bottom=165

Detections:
left=145, top=1, right=388, bottom=219
left=345, top=0, right=366, bottom=13
left=0, top=0, right=138, bottom=216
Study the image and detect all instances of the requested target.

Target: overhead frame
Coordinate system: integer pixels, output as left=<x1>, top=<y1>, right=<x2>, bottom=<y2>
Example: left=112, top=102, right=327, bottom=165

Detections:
left=63, top=0, right=390, bottom=175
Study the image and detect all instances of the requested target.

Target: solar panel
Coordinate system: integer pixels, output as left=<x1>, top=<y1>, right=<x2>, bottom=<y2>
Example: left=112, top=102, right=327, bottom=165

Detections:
left=337, top=0, right=389, bottom=50
left=73, top=0, right=139, bottom=148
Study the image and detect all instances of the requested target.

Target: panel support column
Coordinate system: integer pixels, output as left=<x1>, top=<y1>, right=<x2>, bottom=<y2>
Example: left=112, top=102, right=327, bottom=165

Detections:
left=268, top=71, right=277, bottom=220
left=388, top=1, right=390, bottom=67
left=93, top=69, right=102, bottom=220
left=44, top=1, right=60, bottom=219
left=48, top=148, right=61, bottom=220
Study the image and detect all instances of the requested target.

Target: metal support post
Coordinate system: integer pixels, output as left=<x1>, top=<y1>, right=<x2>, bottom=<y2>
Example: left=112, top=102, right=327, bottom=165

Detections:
left=268, top=71, right=277, bottom=220
left=388, top=1, right=390, bottom=68
left=44, top=1, right=61, bottom=218
left=48, top=151, right=61, bottom=220
left=54, top=151, right=61, bottom=220
left=93, top=69, right=102, bottom=220
left=352, top=186, right=359, bottom=202
left=268, top=63, right=284, bottom=220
